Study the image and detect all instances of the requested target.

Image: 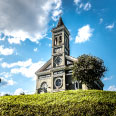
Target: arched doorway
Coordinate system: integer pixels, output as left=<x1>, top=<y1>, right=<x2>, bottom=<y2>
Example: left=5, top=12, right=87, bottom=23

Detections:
left=40, top=82, right=47, bottom=93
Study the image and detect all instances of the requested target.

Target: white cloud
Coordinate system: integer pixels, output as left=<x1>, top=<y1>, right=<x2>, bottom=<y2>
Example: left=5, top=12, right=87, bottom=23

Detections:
left=99, top=18, right=103, bottom=24
left=1, top=58, right=45, bottom=79
left=106, top=23, right=115, bottom=30
left=7, top=30, right=30, bottom=44
left=74, top=0, right=91, bottom=13
left=7, top=31, right=47, bottom=44
left=14, top=88, right=34, bottom=95
left=52, top=10, right=62, bottom=21
left=33, top=48, right=38, bottom=52
left=51, top=0, right=62, bottom=21
left=2, top=59, right=45, bottom=79
left=11, top=60, right=45, bottom=79
left=0, top=38, right=4, bottom=41
left=48, top=44, right=52, bottom=47
left=0, top=72, right=12, bottom=78
left=55, top=0, right=62, bottom=9
left=0, top=92, right=5, bottom=96
left=83, top=2, right=91, bottom=11
left=48, top=38, right=52, bottom=40
left=74, top=0, right=80, bottom=5
left=108, top=85, right=116, bottom=91
left=0, top=77, right=16, bottom=87
left=0, top=92, right=11, bottom=96
left=14, top=88, right=25, bottom=95
left=0, top=32, right=5, bottom=41
left=79, top=3, right=83, bottom=8
left=0, top=45, right=14, bottom=55
left=75, top=25, right=94, bottom=43
left=0, top=58, right=3, bottom=61
left=103, top=76, right=112, bottom=81
left=0, top=0, right=62, bottom=44
left=1, top=59, right=32, bottom=68
left=69, top=35, right=73, bottom=41
left=0, top=38, right=5, bottom=41
left=8, top=79, right=15, bottom=85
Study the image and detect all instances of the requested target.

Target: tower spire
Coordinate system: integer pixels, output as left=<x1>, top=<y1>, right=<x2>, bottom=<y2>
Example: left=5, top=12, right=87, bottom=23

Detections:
left=57, top=17, right=64, bottom=27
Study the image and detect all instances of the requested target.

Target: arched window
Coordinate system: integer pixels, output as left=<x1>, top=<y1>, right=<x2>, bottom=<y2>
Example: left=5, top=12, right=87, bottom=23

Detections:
left=59, top=36, right=62, bottom=44
left=54, top=37, right=57, bottom=45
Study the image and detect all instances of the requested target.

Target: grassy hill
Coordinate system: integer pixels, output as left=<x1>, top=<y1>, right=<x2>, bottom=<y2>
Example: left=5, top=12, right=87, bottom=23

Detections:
left=0, top=90, right=116, bottom=116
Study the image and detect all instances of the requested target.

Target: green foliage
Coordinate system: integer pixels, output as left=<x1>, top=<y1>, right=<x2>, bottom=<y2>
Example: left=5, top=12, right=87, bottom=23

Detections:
left=0, top=90, right=116, bottom=116
left=3, top=93, right=11, bottom=96
left=73, top=54, right=107, bottom=87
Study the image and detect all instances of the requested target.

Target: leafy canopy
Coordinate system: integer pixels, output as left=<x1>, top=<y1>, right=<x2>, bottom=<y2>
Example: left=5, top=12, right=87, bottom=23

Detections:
left=73, top=54, right=107, bottom=85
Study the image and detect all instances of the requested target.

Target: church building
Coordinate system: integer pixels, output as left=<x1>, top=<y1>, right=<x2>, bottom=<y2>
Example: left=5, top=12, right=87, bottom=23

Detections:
left=35, top=17, right=104, bottom=93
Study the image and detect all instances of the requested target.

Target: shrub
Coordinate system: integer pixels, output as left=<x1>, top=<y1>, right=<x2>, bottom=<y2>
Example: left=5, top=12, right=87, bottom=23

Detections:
left=0, top=90, right=116, bottom=116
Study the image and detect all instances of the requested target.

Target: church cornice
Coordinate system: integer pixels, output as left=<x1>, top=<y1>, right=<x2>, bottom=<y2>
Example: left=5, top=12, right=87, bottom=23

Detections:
left=51, top=25, right=70, bottom=35
left=36, top=70, right=51, bottom=76
left=50, top=65, right=73, bottom=72
left=65, top=55, right=78, bottom=62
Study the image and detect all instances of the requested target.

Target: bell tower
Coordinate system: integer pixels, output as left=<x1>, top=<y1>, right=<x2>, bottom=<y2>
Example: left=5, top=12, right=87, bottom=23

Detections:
left=51, top=17, right=70, bottom=68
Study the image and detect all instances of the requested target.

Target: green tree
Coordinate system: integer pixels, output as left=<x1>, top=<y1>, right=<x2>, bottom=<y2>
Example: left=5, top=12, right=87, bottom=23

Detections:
left=20, top=92, right=25, bottom=95
left=72, top=54, right=107, bottom=88
left=4, top=93, right=11, bottom=96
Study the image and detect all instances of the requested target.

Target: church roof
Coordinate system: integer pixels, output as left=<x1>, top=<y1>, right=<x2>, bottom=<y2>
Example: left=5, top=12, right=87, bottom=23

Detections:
left=35, top=59, right=51, bottom=74
left=35, top=55, right=78, bottom=75
left=57, top=17, right=64, bottom=27
left=52, top=17, right=70, bottom=35
left=65, top=55, right=78, bottom=62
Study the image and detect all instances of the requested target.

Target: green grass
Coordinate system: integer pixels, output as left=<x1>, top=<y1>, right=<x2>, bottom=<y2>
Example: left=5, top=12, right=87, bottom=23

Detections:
left=0, top=90, right=116, bottom=116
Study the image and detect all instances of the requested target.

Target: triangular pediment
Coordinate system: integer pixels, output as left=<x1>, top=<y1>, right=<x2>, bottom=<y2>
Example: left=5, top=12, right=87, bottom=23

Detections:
left=44, top=64, right=51, bottom=71
left=35, top=59, right=51, bottom=74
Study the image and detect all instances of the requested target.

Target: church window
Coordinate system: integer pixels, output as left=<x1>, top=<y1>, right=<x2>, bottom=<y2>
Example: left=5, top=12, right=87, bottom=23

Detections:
left=54, top=77, right=62, bottom=88
left=54, top=56, right=62, bottom=66
left=75, top=81, right=82, bottom=89
left=53, top=63, right=56, bottom=67
left=59, top=36, right=62, bottom=44
left=39, top=74, right=50, bottom=79
left=76, top=82, right=78, bottom=89
left=67, top=39, right=69, bottom=48
left=54, top=70, right=63, bottom=75
left=56, top=79, right=61, bottom=86
left=41, top=82, right=47, bottom=88
left=54, top=37, right=57, bottom=45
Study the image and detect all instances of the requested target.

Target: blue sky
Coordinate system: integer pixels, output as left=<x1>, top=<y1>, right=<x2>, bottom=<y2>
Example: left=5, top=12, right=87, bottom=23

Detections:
left=0, top=0, right=116, bottom=95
